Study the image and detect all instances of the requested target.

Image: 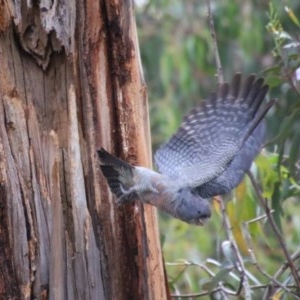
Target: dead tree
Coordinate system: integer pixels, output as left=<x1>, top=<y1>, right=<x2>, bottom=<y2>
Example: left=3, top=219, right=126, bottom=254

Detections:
left=0, top=1, right=167, bottom=299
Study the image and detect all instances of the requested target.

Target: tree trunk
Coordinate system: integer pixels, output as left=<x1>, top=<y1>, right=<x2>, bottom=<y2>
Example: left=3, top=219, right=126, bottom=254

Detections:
left=0, top=1, right=167, bottom=299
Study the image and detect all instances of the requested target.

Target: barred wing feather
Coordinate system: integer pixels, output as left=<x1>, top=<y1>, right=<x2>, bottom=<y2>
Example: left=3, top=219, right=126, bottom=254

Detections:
left=154, top=73, right=274, bottom=189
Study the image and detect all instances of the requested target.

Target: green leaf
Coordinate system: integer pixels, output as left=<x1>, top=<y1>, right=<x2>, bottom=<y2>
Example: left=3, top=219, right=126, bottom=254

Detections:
left=289, top=133, right=300, bottom=177
left=207, top=267, right=233, bottom=292
left=285, top=6, right=300, bottom=28
left=264, top=75, right=282, bottom=88
left=271, top=181, right=283, bottom=231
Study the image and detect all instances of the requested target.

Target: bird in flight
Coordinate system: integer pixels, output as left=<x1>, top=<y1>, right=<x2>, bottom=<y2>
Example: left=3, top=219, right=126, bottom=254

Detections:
left=98, top=73, right=275, bottom=225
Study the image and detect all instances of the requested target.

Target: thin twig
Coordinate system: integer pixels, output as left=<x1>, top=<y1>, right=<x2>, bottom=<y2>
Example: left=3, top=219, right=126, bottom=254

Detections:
left=165, top=260, right=215, bottom=277
left=242, top=219, right=300, bottom=298
left=171, top=285, right=239, bottom=298
left=245, top=212, right=272, bottom=224
left=274, top=248, right=300, bottom=279
left=273, top=248, right=300, bottom=298
left=166, top=259, right=248, bottom=298
left=250, top=249, right=295, bottom=295
left=247, top=170, right=300, bottom=291
left=275, top=43, right=300, bottom=97
left=219, top=198, right=252, bottom=299
left=249, top=284, right=298, bottom=290
left=206, top=0, right=223, bottom=84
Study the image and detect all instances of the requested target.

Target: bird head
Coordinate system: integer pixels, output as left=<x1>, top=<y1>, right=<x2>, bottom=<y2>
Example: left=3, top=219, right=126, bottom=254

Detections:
left=173, top=188, right=211, bottom=225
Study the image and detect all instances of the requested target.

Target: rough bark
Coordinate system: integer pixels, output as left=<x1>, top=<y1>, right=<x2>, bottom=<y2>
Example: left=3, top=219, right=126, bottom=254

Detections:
left=0, top=0, right=167, bottom=299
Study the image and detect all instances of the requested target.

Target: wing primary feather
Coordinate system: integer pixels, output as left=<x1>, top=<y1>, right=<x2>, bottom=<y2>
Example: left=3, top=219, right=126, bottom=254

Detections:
left=154, top=73, right=274, bottom=189
left=241, top=99, right=275, bottom=145
left=207, top=92, right=217, bottom=107
left=229, top=73, right=242, bottom=98
left=219, top=82, right=229, bottom=100
left=241, top=74, right=256, bottom=101
left=250, top=84, right=269, bottom=116
left=244, top=77, right=265, bottom=105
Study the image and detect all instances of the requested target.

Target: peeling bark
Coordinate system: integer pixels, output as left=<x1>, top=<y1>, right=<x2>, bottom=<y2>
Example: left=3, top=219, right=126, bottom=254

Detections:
left=0, top=0, right=167, bottom=299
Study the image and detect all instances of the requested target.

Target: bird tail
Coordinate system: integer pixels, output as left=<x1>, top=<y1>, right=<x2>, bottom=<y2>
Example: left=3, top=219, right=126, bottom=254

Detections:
left=97, top=148, right=137, bottom=202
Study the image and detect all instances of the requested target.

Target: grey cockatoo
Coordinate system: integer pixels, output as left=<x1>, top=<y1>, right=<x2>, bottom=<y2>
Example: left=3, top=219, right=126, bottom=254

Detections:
left=98, top=73, right=275, bottom=225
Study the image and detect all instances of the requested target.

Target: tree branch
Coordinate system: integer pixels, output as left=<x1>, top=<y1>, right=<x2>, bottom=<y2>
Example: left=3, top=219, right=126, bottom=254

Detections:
left=219, top=198, right=252, bottom=299
left=205, top=0, right=223, bottom=84
left=247, top=170, right=300, bottom=292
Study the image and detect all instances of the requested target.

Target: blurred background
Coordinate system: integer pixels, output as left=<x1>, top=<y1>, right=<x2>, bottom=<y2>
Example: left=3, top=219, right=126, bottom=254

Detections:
left=136, top=0, right=300, bottom=298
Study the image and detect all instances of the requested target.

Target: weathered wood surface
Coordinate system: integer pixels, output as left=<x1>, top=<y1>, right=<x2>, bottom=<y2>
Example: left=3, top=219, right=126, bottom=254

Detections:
left=0, top=0, right=167, bottom=299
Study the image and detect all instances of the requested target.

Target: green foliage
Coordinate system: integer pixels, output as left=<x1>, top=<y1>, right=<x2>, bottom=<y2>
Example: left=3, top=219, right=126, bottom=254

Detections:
left=137, top=0, right=300, bottom=298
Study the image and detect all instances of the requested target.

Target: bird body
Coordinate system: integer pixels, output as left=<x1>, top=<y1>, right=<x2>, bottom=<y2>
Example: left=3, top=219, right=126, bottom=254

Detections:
left=98, top=73, right=275, bottom=225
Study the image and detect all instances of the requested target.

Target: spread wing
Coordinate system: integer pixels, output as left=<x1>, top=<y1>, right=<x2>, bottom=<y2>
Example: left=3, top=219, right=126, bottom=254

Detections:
left=196, top=122, right=265, bottom=198
left=154, top=73, right=274, bottom=189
